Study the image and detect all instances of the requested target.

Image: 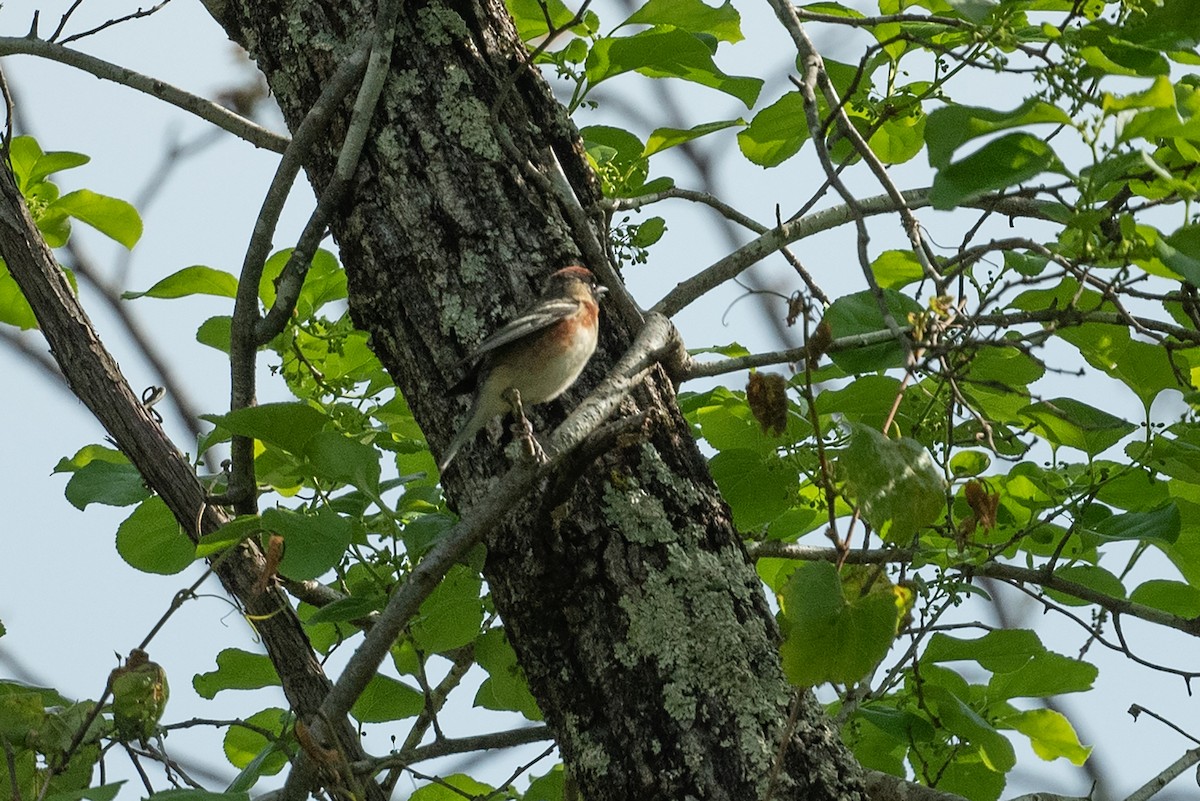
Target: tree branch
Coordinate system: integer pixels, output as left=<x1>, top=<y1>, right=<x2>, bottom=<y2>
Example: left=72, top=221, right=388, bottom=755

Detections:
left=353, top=725, right=554, bottom=777
left=650, top=189, right=1051, bottom=318
left=748, top=543, right=1200, bottom=636
left=0, top=36, right=287, bottom=152
left=1123, top=748, right=1200, bottom=801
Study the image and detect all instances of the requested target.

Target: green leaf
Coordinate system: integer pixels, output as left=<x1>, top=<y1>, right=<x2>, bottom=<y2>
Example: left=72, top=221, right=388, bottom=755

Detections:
left=586, top=28, right=763, bottom=108
left=840, top=424, right=945, bottom=541
left=474, top=628, right=542, bottom=719
left=261, top=506, right=352, bottom=581
left=0, top=259, right=40, bottom=329
left=869, top=108, right=926, bottom=165
left=196, top=516, right=263, bottom=558
left=304, top=593, right=384, bottom=625
left=1129, top=579, right=1200, bottom=617
left=193, top=649, right=280, bottom=699
left=937, top=757, right=1005, bottom=801
left=524, top=766, right=565, bottom=801
left=821, top=289, right=922, bottom=373
left=737, top=92, right=808, bottom=167
left=1057, top=325, right=1182, bottom=408
left=203, top=402, right=330, bottom=455
left=115, top=497, right=195, bottom=575
left=814, top=375, right=904, bottom=432
left=43, top=784, right=125, bottom=801
left=708, top=450, right=796, bottom=530
left=259, top=248, right=343, bottom=314
left=687, top=385, right=807, bottom=454
left=410, top=565, right=483, bottom=654
left=48, top=190, right=142, bottom=249
left=197, top=315, right=233, bottom=353
left=644, top=119, right=743, bottom=157
left=924, top=630, right=1046, bottom=674
left=777, top=562, right=900, bottom=686
left=23, top=150, right=91, bottom=191
left=631, top=216, right=667, bottom=247
left=53, top=443, right=127, bottom=473
left=63, top=460, right=151, bottom=510
left=409, top=775, right=493, bottom=801
left=123, top=266, right=238, bottom=300
left=1152, top=225, right=1200, bottom=284
left=949, top=450, right=990, bottom=478
left=870, top=250, right=925, bottom=290
left=303, top=432, right=381, bottom=494
left=351, top=674, right=423, bottom=723
left=504, top=0, right=577, bottom=39
left=623, top=0, right=744, bottom=43
left=1019, top=398, right=1136, bottom=456
left=582, top=125, right=653, bottom=197
left=1090, top=502, right=1180, bottom=543
left=223, top=708, right=291, bottom=784
left=930, top=132, right=1062, bottom=210
left=922, top=685, right=1016, bottom=772
left=296, top=249, right=347, bottom=314
left=988, top=651, right=1098, bottom=698
left=925, top=99, right=1072, bottom=169
left=1002, top=709, right=1091, bottom=765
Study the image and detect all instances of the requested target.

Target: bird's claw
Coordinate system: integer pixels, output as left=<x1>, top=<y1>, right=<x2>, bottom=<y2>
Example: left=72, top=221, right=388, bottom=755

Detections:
left=502, top=386, right=548, bottom=464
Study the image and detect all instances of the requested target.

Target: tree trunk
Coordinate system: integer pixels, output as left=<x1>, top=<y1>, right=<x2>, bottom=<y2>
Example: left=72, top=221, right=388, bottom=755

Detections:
left=203, top=0, right=869, bottom=798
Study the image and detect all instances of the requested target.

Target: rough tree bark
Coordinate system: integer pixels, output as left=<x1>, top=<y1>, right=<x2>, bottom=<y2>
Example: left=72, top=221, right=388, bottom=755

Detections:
left=200, top=0, right=869, bottom=798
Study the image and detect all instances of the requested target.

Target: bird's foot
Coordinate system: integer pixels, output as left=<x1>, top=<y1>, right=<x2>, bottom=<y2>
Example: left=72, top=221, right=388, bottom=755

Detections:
left=502, top=387, right=548, bottom=465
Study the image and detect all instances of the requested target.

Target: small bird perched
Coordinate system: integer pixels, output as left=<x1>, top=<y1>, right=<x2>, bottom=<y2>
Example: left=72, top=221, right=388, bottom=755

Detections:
left=437, top=264, right=608, bottom=473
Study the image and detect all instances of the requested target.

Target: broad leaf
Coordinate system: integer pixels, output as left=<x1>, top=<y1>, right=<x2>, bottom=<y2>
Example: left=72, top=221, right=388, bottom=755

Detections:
left=840, top=424, right=945, bottom=541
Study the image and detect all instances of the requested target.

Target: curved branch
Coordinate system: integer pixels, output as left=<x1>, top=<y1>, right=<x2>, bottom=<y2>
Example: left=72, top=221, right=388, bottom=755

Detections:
left=651, top=189, right=1051, bottom=318
left=221, top=34, right=372, bottom=510
left=0, top=36, right=287, bottom=152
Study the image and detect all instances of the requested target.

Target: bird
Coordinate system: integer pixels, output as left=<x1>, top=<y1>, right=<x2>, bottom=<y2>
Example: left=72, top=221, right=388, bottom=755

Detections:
left=437, top=264, right=608, bottom=473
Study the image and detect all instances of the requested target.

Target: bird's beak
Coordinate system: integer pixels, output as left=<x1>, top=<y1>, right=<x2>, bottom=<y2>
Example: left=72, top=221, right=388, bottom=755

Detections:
left=596, top=284, right=609, bottom=299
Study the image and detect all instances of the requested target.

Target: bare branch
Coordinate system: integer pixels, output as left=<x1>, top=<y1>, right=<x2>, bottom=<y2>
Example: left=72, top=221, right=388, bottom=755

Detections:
left=1123, top=748, right=1200, bottom=801
left=59, top=0, right=175, bottom=45
left=355, top=726, right=554, bottom=777
left=256, top=19, right=399, bottom=344
left=0, top=36, right=287, bottom=152
left=603, top=186, right=768, bottom=234
left=651, top=188, right=1053, bottom=318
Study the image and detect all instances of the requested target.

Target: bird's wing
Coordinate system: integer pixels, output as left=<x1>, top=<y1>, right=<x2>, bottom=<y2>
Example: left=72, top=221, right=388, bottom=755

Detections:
left=461, top=297, right=581, bottom=363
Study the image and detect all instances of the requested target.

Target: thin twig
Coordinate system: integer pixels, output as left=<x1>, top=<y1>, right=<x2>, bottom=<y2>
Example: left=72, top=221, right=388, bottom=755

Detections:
left=60, top=0, right=175, bottom=45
